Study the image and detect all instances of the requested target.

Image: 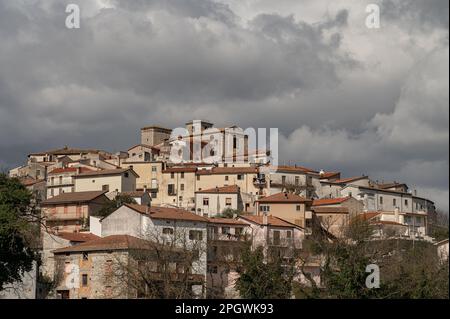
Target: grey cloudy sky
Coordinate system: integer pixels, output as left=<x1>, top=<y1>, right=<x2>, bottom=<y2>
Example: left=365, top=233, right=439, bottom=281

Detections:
left=0, top=0, right=448, bottom=211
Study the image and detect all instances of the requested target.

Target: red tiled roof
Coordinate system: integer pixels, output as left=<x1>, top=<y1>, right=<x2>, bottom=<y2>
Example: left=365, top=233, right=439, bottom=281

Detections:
left=239, top=215, right=300, bottom=228
left=256, top=192, right=311, bottom=203
left=41, top=191, right=108, bottom=205
left=271, top=165, right=318, bottom=174
left=127, top=144, right=161, bottom=152
left=312, top=197, right=350, bottom=206
left=124, top=204, right=208, bottom=223
left=53, top=235, right=153, bottom=253
left=208, top=218, right=249, bottom=226
left=49, top=167, right=93, bottom=175
left=196, top=185, right=240, bottom=194
left=19, top=177, right=44, bottom=187
left=312, top=207, right=349, bottom=214
left=320, top=172, right=341, bottom=179
left=56, top=232, right=100, bottom=243
left=333, top=176, right=368, bottom=184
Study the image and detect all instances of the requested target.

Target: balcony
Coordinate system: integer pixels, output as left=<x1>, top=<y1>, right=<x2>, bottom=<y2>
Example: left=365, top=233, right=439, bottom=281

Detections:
left=253, top=177, right=266, bottom=187
left=208, top=233, right=248, bottom=242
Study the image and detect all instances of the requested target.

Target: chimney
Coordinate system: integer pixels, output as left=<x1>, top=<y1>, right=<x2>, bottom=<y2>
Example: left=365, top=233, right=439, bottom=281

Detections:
left=263, top=213, right=268, bottom=226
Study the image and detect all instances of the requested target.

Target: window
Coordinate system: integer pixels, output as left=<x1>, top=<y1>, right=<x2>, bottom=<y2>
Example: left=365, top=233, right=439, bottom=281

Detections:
left=152, top=166, right=157, bottom=172
left=82, top=252, right=89, bottom=261
left=124, top=172, right=129, bottom=178
left=393, top=198, right=397, bottom=206
left=92, top=179, right=95, bottom=183
left=102, top=184, right=109, bottom=192
left=225, top=176, right=229, bottom=181
left=168, top=184, right=175, bottom=196
left=296, top=205, right=301, bottom=211
left=151, top=192, right=157, bottom=199
left=282, top=176, right=286, bottom=185
left=348, top=192, right=352, bottom=197
left=404, top=199, right=409, bottom=207
left=203, top=198, right=209, bottom=206
left=197, top=175, right=200, bottom=181
left=235, top=227, right=243, bottom=236
left=208, top=265, right=218, bottom=274
left=189, top=230, right=203, bottom=241
left=225, top=198, right=232, bottom=206
left=222, top=227, right=230, bottom=234
left=237, top=174, right=243, bottom=180
left=379, top=196, right=383, bottom=204
left=260, top=205, right=270, bottom=212
left=82, top=274, right=88, bottom=287
left=162, top=227, right=174, bottom=235
left=295, top=176, right=300, bottom=186
left=180, top=184, right=185, bottom=191
left=59, top=176, right=63, bottom=184
left=286, top=230, right=292, bottom=239
left=272, top=230, right=281, bottom=245
left=181, top=172, right=184, bottom=179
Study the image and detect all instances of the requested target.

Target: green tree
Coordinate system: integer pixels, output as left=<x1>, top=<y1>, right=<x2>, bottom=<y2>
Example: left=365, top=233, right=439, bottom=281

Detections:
left=217, top=208, right=241, bottom=218
left=236, top=245, right=293, bottom=298
left=94, top=194, right=137, bottom=218
left=0, top=173, right=36, bottom=290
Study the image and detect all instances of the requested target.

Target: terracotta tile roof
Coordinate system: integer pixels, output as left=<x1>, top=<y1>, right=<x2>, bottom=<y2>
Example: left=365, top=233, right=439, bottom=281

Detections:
left=333, top=176, right=368, bottom=184
left=319, top=171, right=341, bottom=179
left=208, top=218, right=249, bottom=226
left=74, top=168, right=139, bottom=178
left=312, top=197, right=350, bottom=206
left=48, top=167, right=93, bottom=175
left=239, top=215, right=300, bottom=228
left=377, top=182, right=407, bottom=189
left=357, top=185, right=410, bottom=195
left=271, top=165, right=318, bottom=174
left=41, top=191, right=108, bottom=205
left=53, top=235, right=153, bottom=253
left=196, top=167, right=258, bottom=175
left=19, top=177, right=44, bottom=187
left=312, top=207, right=349, bottom=214
left=256, top=192, right=311, bottom=203
left=56, top=232, right=100, bottom=243
left=196, top=185, right=240, bottom=194
left=124, top=204, right=208, bottom=223
left=127, top=144, right=161, bottom=152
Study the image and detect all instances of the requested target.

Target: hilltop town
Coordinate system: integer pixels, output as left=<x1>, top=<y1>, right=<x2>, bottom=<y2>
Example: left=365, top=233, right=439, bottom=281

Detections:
left=3, top=120, right=447, bottom=299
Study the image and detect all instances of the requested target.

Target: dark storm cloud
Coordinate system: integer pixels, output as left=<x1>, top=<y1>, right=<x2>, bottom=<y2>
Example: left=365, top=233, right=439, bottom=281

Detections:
left=0, top=0, right=448, bottom=210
